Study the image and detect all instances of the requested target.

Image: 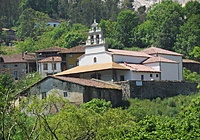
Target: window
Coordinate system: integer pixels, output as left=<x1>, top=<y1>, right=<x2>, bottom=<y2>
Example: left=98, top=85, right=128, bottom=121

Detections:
left=76, top=61, right=79, bottom=66
left=150, top=74, right=153, bottom=77
left=141, top=75, right=144, bottom=80
left=120, top=75, right=125, bottom=81
left=69, top=54, right=73, bottom=58
left=93, top=57, right=97, bottom=63
left=52, top=63, right=57, bottom=70
left=42, top=92, right=46, bottom=99
left=156, top=74, right=159, bottom=78
left=14, top=64, right=18, bottom=67
left=69, top=64, right=74, bottom=68
left=91, top=73, right=101, bottom=79
left=53, top=24, right=56, bottom=27
left=63, top=92, right=68, bottom=97
left=43, top=63, right=48, bottom=70
left=14, top=71, right=18, bottom=80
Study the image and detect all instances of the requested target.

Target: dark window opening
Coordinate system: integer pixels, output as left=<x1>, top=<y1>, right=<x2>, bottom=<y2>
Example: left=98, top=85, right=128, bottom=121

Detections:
left=42, top=92, right=46, bottom=99
left=120, top=75, right=125, bottom=81
left=150, top=74, right=152, bottom=77
left=141, top=75, right=144, bottom=80
left=94, top=57, right=97, bottom=63
left=63, top=92, right=68, bottom=97
left=156, top=74, right=159, bottom=77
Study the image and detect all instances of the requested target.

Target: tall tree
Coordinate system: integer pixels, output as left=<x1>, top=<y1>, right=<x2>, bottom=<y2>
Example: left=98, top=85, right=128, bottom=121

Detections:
left=174, top=15, right=200, bottom=57
left=116, top=10, right=138, bottom=48
left=146, top=0, right=184, bottom=50
left=17, top=8, right=50, bottom=39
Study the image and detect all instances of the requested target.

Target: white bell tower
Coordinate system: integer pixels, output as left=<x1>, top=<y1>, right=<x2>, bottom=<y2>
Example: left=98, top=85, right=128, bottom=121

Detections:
left=84, top=20, right=107, bottom=55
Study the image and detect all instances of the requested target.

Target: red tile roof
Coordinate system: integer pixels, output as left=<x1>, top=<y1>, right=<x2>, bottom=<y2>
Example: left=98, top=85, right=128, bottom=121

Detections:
left=121, top=63, right=160, bottom=73
left=38, top=56, right=61, bottom=63
left=108, top=49, right=153, bottom=58
left=143, top=56, right=178, bottom=64
left=141, top=47, right=183, bottom=56
left=51, top=76, right=121, bottom=90
left=183, top=59, right=200, bottom=64
left=0, top=54, right=27, bottom=63
left=36, top=46, right=69, bottom=53
left=59, top=45, right=85, bottom=53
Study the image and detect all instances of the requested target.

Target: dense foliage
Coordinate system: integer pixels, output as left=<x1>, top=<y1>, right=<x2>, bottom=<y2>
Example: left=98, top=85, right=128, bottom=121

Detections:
left=0, top=0, right=200, bottom=60
left=1, top=80, right=200, bottom=139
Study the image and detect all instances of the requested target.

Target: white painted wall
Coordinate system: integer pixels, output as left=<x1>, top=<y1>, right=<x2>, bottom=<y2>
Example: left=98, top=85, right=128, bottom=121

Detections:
left=113, top=55, right=148, bottom=64
left=144, top=63, right=160, bottom=71
left=131, top=72, right=160, bottom=81
left=85, top=45, right=107, bottom=54
left=47, top=21, right=60, bottom=27
left=39, top=62, right=61, bottom=77
left=79, top=52, right=112, bottom=66
left=158, top=54, right=182, bottom=80
left=160, top=62, right=179, bottom=81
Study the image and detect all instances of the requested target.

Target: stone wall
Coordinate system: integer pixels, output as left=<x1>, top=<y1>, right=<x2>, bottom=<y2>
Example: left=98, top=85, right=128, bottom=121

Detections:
left=120, top=80, right=198, bottom=99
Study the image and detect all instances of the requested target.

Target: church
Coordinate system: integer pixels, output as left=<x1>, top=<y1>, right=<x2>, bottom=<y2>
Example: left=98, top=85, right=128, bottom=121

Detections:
left=56, top=20, right=183, bottom=82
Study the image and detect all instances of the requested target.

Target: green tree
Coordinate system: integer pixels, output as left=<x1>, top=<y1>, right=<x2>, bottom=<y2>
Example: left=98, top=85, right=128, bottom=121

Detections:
left=146, top=0, right=183, bottom=50
left=190, top=46, right=200, bottom=61
left=174, top=15, right=200, bottom=57
left=17, top=8, right=50, bottom=39
left=184, top=1, right=200, bottom=19
left=116, top=10, right=139, bottom=48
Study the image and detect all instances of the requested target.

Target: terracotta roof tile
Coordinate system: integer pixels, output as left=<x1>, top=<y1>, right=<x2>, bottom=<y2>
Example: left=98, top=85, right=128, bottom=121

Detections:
left=183, top=59, right=200, bottom=64
left=0, top=54, right=26, bottom=63
left=36, top=46, right=69, bottom=53
left=121, top=63, right=160, bottom=73
left=108, top=49, right=153, bottom=58
left=55, top=62, right=129, bottom=76
left=141, top=47, right=183, bottom=56
left=51, top=76, right=121, bottom=90
left=60, top=46, right=85, bottom=53
left=143, top=56, right=178, bottom=64
left=38, top=56, right=61, bottom=63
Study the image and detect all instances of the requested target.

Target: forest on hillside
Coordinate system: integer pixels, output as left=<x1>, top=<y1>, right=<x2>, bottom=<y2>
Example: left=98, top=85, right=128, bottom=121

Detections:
left=0, top=73, right=200, bottom=139
left=0, top=0, right=200, bottom=61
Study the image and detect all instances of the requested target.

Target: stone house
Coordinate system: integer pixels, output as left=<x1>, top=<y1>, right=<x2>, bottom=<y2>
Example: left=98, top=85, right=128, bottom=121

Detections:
left=0, top=53, right=36, bottom=80
left=20, top=75, right=122, bottom=107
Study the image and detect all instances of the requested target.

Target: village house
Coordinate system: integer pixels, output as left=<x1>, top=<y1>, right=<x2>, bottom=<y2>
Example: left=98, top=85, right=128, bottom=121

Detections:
left=183, top=59, right=200, bottom=74
left=20, top=75, right=122, bottom=107
left=59, top=45, right=85, bottom=70
left=0, top=53, right=36, bottom=80
left=47, top=19, right=61, bottom=27
left=38, top=56, right=62, bottom=77
left=56, top=20, right=183, bottom=82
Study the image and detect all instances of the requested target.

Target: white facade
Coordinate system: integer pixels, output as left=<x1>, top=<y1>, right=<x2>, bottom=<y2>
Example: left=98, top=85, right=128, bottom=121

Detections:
left=157, top=54, right=182, bottom=81
left=79, top=52, right=112, bottom=66
left=47, top=20, right=60, bottom=27
left=57, top=20, right=183, bottom=82
left=39, top=62, right=61, bottom=77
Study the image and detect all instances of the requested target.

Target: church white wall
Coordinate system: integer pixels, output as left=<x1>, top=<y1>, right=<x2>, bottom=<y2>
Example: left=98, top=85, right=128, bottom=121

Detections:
left=160, top=62, right=179, bottom=81
left=131, top=72, right=160, bottom=81
left=85, top=45, right=106, bottom=54
left=79, top=52, right=112, bottom=66
left=158, top=54, right=182, bottom=80
left=113, top=55, right=148, bottom=64
left=144, top=63, right=160, bottom=71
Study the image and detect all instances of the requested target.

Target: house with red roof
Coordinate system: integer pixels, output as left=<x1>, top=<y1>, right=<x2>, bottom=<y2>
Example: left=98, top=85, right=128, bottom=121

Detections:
left=38, top=56, right=62, bottom=77
left=0, top=53, right=36, bottom=80
left=56, top=20, right=183, bottom=81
